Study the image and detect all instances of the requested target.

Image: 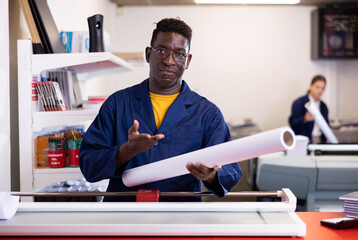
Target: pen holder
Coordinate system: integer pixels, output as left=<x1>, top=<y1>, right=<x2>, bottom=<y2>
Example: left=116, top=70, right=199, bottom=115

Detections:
left=87, top=14, right=105, bottom=52
left=69, top=149, right=80, bottom=167
left=48, top=150, right=66, bottom=168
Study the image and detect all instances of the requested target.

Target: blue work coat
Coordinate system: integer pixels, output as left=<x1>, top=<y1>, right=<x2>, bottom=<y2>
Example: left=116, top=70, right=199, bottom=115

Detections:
left=79, top=79, right=242, bottom=201
left=288, top=94, right=329, bottom=143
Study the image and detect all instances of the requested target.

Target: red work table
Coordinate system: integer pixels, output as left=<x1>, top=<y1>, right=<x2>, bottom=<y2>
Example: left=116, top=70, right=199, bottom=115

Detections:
left=0, top=212, right=356, bottom=240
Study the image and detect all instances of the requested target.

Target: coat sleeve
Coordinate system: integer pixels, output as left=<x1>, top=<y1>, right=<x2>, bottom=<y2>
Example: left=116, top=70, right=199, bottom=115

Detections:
left=289, top=98, right=306, bottom=130
left=201, top=107, right=242, bottom=197
left=79, top=97, right=122, bottom=182
left=320, top=101, right=330, bottom=143
left=321, top=102, right=329, bottom=124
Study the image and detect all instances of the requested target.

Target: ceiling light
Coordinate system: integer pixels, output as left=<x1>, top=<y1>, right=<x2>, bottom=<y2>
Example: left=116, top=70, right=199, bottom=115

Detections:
left=195, top=0, right=300, bottom=4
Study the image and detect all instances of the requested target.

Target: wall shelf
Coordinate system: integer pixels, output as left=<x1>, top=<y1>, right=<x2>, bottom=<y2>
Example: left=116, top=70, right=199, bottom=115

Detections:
left=32, top=109, right=99, bottom=132
left=31, top=51, right=134, bottom=75
left=33, top=167, right=82, bottom=190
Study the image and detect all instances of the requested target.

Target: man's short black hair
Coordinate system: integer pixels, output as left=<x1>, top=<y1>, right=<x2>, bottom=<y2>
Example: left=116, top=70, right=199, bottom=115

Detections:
left=150, top=18, right=192, bottom=50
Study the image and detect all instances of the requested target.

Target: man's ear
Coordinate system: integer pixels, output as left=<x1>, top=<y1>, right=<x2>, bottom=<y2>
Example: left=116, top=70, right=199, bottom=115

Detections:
left=145, top=47, right=151, bottom=63
left=185, top=54, right=192, bottom=70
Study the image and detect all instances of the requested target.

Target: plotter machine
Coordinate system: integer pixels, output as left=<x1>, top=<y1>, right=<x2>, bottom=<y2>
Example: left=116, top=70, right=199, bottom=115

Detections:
left=0, top=188, right=305, bottom=237
left=256, top=144, right=358, bottom=211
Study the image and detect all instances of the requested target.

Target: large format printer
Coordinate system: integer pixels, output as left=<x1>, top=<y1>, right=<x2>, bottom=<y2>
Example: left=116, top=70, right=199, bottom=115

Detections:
left=256, top=144, right=358, bottom=211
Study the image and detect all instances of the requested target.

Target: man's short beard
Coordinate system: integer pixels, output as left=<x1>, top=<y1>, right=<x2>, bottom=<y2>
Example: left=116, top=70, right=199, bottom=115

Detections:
left=158, top=78, right=180, bottom=90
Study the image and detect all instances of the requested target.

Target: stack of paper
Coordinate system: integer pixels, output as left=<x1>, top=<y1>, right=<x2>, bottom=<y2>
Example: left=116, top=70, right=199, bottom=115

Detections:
left=340, top=192, right=358, bottom=219
left=286, top=135, right=309, bottom=156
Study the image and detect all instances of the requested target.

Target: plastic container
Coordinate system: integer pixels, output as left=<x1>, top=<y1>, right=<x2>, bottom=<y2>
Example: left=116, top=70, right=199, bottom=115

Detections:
left=69, top=149, right=80, bottom=167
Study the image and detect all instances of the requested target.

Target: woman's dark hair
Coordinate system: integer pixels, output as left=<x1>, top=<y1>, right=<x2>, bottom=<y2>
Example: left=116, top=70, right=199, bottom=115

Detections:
left=307, top=75, right=326, bottom=94
left=150, top=18, right=192, bottom=50
left=311, top=75, right=326, bottom=85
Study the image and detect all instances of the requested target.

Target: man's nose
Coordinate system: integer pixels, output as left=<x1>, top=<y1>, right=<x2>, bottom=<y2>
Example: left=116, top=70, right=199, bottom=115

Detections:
left=163, top=52, right=176, bottom=65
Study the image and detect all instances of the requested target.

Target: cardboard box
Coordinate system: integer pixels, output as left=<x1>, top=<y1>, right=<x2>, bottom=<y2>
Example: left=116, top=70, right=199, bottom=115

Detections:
left=37, top=136, right=49, bottom=167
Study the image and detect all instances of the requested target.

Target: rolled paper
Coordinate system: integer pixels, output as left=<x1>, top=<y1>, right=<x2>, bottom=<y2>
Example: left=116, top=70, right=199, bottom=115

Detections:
left=122, top=126, right=296, bottom=187
left=0, top=192, right=19, bottom=220
left=304, top=102, right=338, bottom=144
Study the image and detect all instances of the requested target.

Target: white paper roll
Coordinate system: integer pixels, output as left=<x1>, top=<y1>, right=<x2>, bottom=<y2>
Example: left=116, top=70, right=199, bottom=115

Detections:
left=0, top=192, right=19, bottom=220
left=304, top=102, right=338, bottom=144
left=122, top=126, right=296, bottom=187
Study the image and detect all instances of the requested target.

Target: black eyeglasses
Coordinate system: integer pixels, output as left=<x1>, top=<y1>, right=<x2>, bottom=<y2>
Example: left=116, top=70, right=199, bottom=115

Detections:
left=151, top=47, right=189, bottom=63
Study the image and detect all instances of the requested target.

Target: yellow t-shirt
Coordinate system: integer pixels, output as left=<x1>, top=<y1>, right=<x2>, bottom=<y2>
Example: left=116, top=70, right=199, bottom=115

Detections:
left=149, top=91, right=180, bottom=130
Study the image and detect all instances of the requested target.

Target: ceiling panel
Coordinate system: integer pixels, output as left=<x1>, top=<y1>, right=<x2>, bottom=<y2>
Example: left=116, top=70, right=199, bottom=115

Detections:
left=110, top=0, right=358, bottom=6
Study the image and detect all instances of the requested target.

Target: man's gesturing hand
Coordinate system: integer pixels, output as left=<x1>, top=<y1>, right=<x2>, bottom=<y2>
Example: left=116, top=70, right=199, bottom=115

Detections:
left=127, top=120, right=164, bottom=153
left=116, top=120, right=164, bottom=169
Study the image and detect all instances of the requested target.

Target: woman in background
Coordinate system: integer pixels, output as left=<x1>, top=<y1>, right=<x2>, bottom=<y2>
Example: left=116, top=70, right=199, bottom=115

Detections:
left=289, top=75, right=329, bottom=144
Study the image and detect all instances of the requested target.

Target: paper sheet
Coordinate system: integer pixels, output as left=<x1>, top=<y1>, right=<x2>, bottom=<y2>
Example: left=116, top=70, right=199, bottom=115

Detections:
left=304, top=102, right=338, bottom=144
left=0, top=192, right=19, bottom=220
left=122, top=127, right=296, bottom=187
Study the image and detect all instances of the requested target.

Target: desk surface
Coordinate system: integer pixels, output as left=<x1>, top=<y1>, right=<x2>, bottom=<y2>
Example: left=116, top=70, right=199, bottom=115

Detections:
left=1, top=212, right=357, bottom=239
left=297, top=212, right=357, bottom=240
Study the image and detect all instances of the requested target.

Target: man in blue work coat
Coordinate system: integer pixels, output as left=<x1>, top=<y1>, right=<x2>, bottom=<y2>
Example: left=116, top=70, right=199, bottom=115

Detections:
left=79, top=18, right=242, bottom=201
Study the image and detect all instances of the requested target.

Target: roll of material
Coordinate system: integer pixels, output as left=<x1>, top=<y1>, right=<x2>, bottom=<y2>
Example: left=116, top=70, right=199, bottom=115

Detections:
left=304, top=102, right=339, bottom=144
left=0, top=192, right=19, bottom=220
left=122, top=127, right=296, bottom=187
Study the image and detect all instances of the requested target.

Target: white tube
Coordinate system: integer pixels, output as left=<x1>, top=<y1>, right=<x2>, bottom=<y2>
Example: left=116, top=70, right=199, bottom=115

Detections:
left=0, top=192, right=19, bottom=219
left=304, top=102, right=338, bottom=144
left=122, top=126, right=296, bottom=187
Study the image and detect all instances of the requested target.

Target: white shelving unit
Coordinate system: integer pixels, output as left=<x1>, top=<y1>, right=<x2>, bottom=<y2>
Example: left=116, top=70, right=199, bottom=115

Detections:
left=33, top=168, right=83, bottom=190
left=32, top=109, right=100, bottom=132
left=18, top=39, right=133, bottom=193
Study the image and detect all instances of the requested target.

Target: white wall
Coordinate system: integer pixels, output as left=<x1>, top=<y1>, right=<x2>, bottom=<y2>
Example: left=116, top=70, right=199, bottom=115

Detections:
left=48, top=0, right=115, bottom=32
left=0, top=0, right=11, bottom=191
left=46, top=3, right=358, bottom=131
left=337, top=60, right=358, bottom=119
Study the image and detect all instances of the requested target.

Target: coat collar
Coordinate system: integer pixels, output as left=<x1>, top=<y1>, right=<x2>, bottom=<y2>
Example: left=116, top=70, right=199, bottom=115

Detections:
left=134, top=79, right=198, bottom=134
left=134, top=79, right=197, bottom=104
